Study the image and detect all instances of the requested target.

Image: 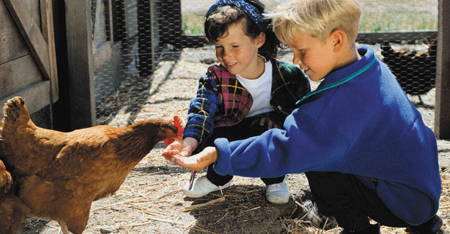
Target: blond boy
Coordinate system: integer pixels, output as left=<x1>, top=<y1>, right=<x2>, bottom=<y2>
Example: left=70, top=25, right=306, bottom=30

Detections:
left=163, top=0, right=442, bottom=233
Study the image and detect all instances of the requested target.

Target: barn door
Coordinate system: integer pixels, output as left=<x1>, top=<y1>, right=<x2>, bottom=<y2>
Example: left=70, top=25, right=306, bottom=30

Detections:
left=0, top=0, right=58, bottom=119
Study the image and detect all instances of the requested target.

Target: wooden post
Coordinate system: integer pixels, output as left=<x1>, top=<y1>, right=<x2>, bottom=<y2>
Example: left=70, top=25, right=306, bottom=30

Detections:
left=65, top=0, right=96, bottom=128
left=435, top=0, right=450, bottom=139
left=138, top=0, right=154, bottom=76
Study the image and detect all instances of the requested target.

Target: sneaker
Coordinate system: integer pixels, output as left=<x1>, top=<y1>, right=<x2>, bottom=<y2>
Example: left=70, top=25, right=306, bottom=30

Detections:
left=265, top=181, right=290, bottom=204
left=406, top=216, right=443, bottom=234
left=183, top=176, right=231, bottom=198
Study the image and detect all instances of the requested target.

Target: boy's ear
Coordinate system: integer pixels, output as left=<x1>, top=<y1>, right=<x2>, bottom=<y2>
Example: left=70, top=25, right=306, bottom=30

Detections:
left=256, top=32, right=266, bottom=48
left=330, top=29, right=345, bottom=52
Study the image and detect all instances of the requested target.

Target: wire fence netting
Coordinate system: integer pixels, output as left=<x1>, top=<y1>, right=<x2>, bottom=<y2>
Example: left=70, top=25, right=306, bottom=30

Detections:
left=90, top=0, right=438, bottom=124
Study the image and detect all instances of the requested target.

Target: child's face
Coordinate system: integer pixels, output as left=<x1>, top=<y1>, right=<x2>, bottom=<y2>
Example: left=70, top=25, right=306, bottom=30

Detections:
left=214, top=21, right=265, bottom=79
left=286, top=31, right=338, bottom=81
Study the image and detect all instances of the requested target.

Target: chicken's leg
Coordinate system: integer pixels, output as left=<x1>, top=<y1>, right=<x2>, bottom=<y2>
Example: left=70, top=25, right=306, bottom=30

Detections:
left=58, top=221, right=71, bottom=234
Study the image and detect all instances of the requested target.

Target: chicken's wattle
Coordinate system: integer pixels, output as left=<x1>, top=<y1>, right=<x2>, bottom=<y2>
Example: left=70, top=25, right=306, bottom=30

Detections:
left=164, top=115, right=184, bottom=145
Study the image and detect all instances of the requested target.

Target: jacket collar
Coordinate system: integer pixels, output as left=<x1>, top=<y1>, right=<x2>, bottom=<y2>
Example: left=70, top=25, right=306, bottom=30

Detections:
left=296, top=45, right=377, bottom=106
left=322, top=45, right=376, bottom=85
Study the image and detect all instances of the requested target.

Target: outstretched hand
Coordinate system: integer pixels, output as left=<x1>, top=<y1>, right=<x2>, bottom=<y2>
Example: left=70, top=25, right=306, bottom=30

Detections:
left=162, top=146, right=218, bottom=171
left=163, top=137, right=198, bottom=158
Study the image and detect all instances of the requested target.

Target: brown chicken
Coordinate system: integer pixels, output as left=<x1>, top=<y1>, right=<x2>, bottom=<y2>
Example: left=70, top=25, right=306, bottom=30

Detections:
left=0, top=96, right=183, bottom=234
left=0, top=159, right=12, bottom=203
left=0, top=159, right=30, bottom=234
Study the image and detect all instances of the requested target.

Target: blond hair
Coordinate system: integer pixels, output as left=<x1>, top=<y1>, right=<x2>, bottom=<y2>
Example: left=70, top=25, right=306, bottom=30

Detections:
left=268, top=0, right=361, bottom=44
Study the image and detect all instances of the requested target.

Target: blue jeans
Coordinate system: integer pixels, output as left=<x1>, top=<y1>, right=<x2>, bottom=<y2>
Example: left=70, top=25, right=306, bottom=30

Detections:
left=305, top=171, right=439, bottom=232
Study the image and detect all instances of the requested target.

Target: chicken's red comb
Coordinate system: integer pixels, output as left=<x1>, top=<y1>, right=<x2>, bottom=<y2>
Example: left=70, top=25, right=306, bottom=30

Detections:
left=173, top=115, right=184, bottom=138
left=164, top=115, right=184, bottom=146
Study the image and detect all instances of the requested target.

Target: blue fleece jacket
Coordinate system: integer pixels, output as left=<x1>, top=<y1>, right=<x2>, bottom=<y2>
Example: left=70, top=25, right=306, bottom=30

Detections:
left=214, top=45, right=441, bottom=226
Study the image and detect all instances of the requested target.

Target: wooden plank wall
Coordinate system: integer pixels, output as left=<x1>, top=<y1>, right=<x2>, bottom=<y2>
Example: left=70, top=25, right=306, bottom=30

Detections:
left=40, top=0, right=58, bottom=101
left=0, top=0, right=56, bottom=121
left=0, top=2, right=38, bottom=99
left=4, top=0, right=51, bottom=80
left=0, top=1, right=29, bottom=63
left=435, top=0, right=450, bottom=139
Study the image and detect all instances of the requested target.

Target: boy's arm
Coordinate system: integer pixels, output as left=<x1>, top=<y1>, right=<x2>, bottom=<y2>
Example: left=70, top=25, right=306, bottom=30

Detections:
left=212, top=109, right=348, bottom=178
left=166, top=109, right=348, bottom=176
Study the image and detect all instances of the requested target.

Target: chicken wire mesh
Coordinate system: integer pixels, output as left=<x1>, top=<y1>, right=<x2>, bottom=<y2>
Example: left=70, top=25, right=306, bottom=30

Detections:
left=91, top=0, right=438, bottom=124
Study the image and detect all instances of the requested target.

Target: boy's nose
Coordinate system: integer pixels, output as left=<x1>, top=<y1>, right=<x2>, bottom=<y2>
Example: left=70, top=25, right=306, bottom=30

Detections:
left=293, top=55, right=302, bottom=66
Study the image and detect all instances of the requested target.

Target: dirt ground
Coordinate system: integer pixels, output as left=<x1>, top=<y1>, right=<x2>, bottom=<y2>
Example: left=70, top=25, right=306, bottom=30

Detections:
left=20, top=45, right=450, bottom=234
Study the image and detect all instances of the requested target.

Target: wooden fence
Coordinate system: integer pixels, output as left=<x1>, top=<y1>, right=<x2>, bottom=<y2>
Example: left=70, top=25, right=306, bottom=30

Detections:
left=0, top=0, right=58, bottom=128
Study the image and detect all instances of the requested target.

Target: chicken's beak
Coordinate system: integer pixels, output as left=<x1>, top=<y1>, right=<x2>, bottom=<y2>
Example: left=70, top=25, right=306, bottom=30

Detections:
left=163, top=128, right=184, bottom=145
left=174, top=136, right=183, bottom=145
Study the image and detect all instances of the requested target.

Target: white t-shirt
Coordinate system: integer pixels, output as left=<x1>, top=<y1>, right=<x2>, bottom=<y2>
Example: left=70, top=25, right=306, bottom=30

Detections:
left=237, top=60, right=274, bottom=117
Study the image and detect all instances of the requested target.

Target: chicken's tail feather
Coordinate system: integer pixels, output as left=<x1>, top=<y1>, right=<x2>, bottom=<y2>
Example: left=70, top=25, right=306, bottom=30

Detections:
left=1, top=97, right=30, bottom=126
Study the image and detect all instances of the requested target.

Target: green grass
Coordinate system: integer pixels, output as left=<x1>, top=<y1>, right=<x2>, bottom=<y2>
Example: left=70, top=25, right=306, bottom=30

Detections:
left=181, top=1, right=438, bottom=35
left=182, top=13, right=205, bottom=35
left=359, top=13, right=437, bottom=32
left=359, top=8, right=437, bottom=32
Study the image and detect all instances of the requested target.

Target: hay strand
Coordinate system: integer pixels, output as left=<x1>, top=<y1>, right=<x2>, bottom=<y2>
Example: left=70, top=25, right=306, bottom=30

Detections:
left=183, top=197, right=226, bottom=211
left=157, top=188, right=183, bottom=199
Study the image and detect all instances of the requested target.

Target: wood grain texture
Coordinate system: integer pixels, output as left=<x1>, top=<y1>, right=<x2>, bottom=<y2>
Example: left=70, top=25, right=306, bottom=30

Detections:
left=435, top=0, right=450, bottom=139
left=65, top=0, right=96, bottom=128
left=3, top=0, right=51, bottom=79
left=0, top=80, right=51, bottom=119
left=0, top=1, right=29, bottom=64
left=40, top=0, right=58, bottom=102
left=0, top=55, right=42, bottom=97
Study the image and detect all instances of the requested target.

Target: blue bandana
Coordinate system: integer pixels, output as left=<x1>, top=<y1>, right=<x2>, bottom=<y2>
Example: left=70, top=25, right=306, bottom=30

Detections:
left=207, top=0, right=264, bottom=31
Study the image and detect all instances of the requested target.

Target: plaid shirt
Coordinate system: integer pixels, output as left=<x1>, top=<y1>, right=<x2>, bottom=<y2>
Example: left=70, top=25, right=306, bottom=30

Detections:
left=184, top=59, right=310, bottom=146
